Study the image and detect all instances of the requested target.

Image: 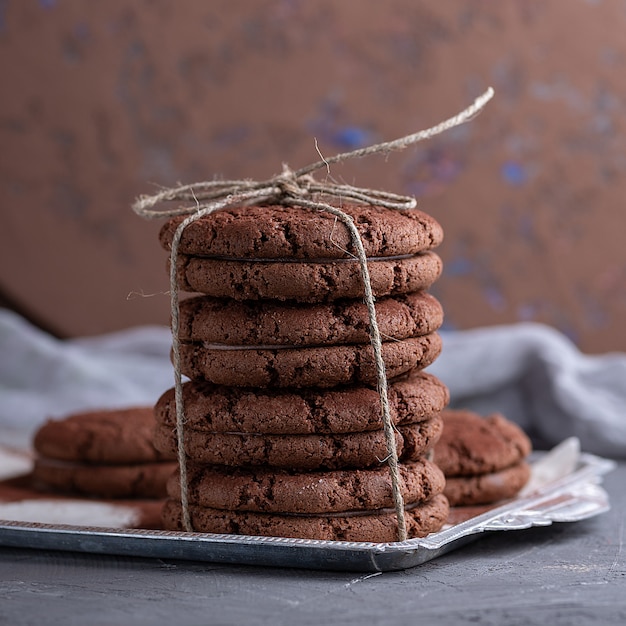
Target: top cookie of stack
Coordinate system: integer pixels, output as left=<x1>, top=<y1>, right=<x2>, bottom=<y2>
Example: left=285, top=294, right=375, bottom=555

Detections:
left=155, top=202, right=450, bottom=542
left=161, top=203, right=443, bottom=303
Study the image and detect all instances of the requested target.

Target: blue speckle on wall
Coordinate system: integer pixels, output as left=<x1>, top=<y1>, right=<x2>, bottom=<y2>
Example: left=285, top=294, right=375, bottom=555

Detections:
left=332, top=126, right=372, bottom=149
left=39, top=0, right=57, bottom=8
left=308, top=93, right=375, bottom=150
left=501, top=160, right=527, bottom=185
left=483, top=285, right=506, bottom=312
left=403, top=148, right=464, bottom=197
left=517, top=302, right=538, bottom=321
left=445, top=256, right=473, bottom=276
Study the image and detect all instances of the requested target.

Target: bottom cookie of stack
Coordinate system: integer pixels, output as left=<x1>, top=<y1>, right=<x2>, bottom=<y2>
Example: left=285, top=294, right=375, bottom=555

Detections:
left=162, top=460, right=449, bottom=543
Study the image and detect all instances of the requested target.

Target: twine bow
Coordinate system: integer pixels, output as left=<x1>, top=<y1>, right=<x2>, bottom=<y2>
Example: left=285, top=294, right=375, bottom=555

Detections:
left=133, top=87, right=494, bottom=542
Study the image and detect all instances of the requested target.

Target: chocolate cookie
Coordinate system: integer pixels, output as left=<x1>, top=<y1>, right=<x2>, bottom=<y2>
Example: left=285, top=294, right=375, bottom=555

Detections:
left=33, top=407, right=174, bottom=465
left=433, top=410, right=532, bottom=476
left=154, top=370, right=449, bottom=435
left=32, top=458, right=176, bottom=499
left=159, top=204, right=443, bottom=260
left=162, top=493, right=449, bottom=542
left=177, top=332, right=442, bottom=388
left=153, top=415, right=443, bottom=470
left=172, top=251, right=442, bottom=302
left=443, top=461, right=531, bottom=506
left=168, top=459, right=445, bottom=514
left=178, top=291, right=443, bottom=345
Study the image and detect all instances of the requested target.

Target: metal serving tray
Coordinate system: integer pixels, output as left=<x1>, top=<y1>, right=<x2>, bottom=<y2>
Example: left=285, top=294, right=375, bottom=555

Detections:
left=0, top=442, right=615, bottom=572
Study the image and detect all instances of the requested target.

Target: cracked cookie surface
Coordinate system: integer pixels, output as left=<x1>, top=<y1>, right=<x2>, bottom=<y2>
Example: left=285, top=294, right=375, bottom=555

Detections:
left=167, top=458, right=445, bottom=514
left=162, top=493, right=449, bottom=542
left=172, top=251, right=442, bottom=302
left=154, top=369, right=449, bottom=435
left=433, top=410, right=532, bottom=476
left=33, top=407, right=173, bottom=465
left=177, top=332, right=442, bottom=388
left=153, top=415, right=443, bottom=470
left=160, top=203, right=443, bottom=260
left=177, top=291, right=443, bottom=346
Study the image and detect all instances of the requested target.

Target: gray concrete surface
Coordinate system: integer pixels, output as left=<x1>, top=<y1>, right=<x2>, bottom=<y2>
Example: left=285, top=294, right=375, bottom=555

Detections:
left=0, top=463, right=624, bottom=626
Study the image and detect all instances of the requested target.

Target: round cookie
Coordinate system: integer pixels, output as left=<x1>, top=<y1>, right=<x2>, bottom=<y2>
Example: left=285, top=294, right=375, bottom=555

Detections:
left=178, top=291, right=443, bottom=345
left=432, top=410, right=532, bottom=476
left=177, top=332, right=442, bottom=388
left=32, top=458, right=176, bottom=499
left=168, top=458, right=446, bottom=514
left=33, top=407, right=174, bottom=465
left=161, top=493, right=450, bottom=542
left=153, top=415, right=444, bottom=470
left=154, top=370, right=449, bottom=435
left=172, top=251, right=442, bottom=302
left=443, top=461, right=531, bottom=506
left=159, top=203, right=444, bottom=260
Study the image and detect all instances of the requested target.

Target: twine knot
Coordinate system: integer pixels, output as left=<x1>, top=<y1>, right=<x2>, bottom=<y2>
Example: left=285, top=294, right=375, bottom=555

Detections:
left=273, top=164, right=314, bottom=199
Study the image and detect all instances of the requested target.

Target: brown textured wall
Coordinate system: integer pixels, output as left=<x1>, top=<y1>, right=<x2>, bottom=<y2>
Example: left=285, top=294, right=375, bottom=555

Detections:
left=1, top=1, right=625, bottom=352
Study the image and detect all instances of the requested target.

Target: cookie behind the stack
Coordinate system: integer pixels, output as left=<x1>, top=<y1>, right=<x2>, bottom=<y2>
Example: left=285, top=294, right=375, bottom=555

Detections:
left=32, top=407, right=176, bottom=499
left=162, top=460, right=448, bottom=543
left=433, top=409, right=533, bottom=506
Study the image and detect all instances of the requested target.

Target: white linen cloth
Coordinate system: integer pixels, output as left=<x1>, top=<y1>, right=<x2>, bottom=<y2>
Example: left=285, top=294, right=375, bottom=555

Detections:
left=1, top=308, right=625, bottom=458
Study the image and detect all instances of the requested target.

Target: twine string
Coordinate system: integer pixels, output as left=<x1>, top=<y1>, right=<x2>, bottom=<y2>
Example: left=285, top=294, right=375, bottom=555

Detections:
left=294, top=198, right=408, bottom=540
left=293, top=87, right=495, bottom=178
left=133, top=87, right=494, bottom=541
left=133, top=87, right=493, bottom=220
left=167, top=192, right=263, bottom=532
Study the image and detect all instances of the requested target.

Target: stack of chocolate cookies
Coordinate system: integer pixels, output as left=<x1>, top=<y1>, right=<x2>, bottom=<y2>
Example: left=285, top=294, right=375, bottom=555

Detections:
left=153, top=203, right=451, bottom=542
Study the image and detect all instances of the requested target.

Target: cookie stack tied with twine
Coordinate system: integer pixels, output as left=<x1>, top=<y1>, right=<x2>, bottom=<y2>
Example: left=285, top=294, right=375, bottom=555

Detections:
left=152, top=209, right=449, bottom=542
left=134, top=88, right=494, bottom=542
